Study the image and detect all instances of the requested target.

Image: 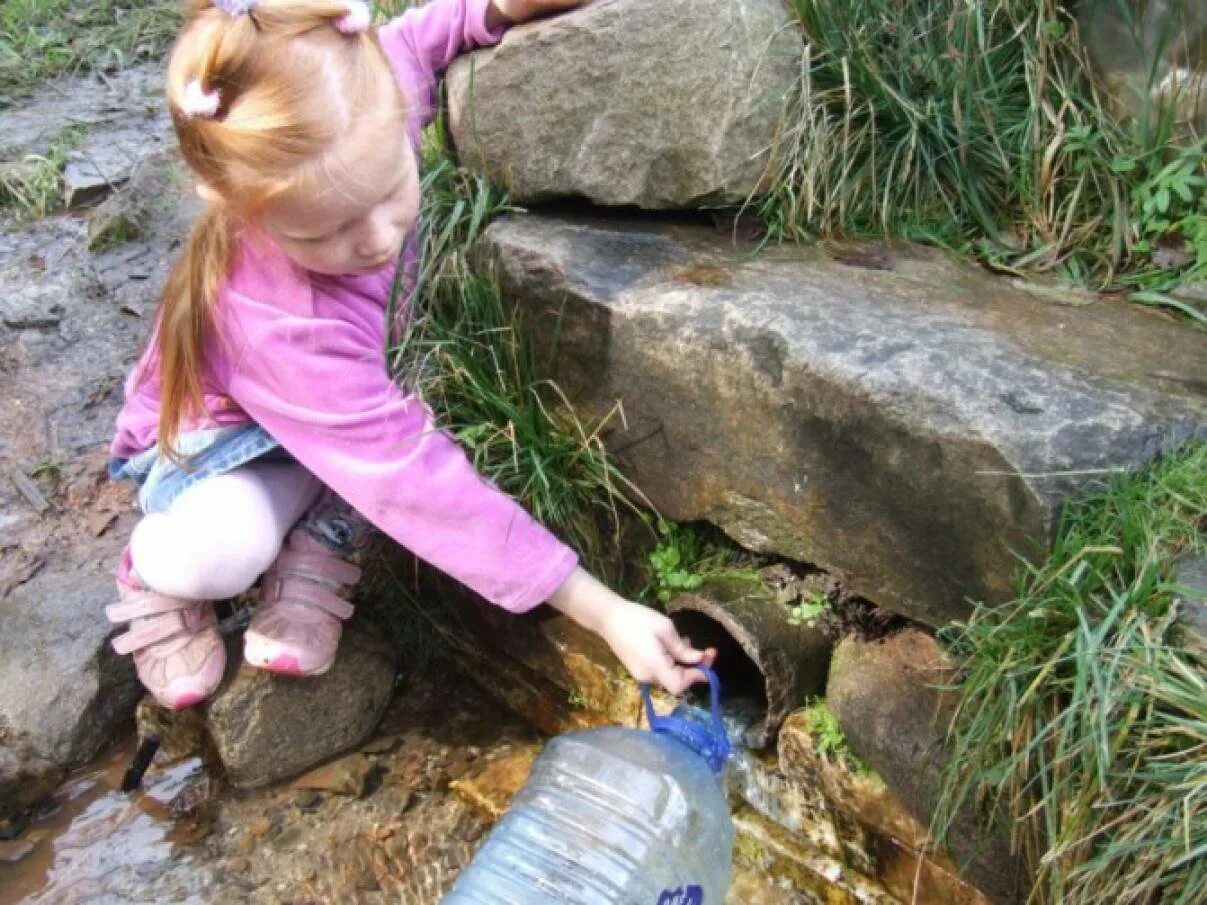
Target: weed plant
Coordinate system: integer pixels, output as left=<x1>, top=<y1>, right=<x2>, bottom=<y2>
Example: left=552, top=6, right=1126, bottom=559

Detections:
left=0, top=0, right=179, bottom=99
left=761, top=0, right=1205, bottom=321
left=388, top=121, right=646, bottom=577
left=934, top=442, right=1206, bottom=904
left=0, top=125, right=82, bottom=219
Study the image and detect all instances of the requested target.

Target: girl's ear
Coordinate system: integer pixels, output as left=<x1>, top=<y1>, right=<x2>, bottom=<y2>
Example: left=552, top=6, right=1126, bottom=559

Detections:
left=195, top=182, right=222, bottom=203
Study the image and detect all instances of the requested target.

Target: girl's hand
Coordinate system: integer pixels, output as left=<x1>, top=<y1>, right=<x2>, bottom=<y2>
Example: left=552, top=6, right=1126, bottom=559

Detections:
left=487, top=0, right=583, bottom=26
left=547, top=567, right=717, bottom=696
left=598, top=598, right=717, bottom=696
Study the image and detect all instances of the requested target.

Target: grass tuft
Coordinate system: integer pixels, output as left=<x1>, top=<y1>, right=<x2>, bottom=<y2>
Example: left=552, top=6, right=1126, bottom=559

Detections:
left=388, top=120, right=646, bottom=578
left=934, top=441, right=1206, bottom=904
left=761, top=0, right=1205, bottom=320
left=0, top=125, right=82, bottom=220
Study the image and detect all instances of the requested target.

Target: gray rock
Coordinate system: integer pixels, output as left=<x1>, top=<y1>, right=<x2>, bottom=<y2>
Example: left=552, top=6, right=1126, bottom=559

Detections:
left=0, top=64, right=172, bottom=208
left=827, top=630, right=1027, bottom=905
left=0, top=745, right=63, bottom=821
left=0, top=151, right=196, bottom=770
left=204, top=625, right=397, bottom=789
left=0, top=561, right=142, bottom=766
left=483, top=213, right=1207, bottom=625
left=447, top=0, right=801, bottom=208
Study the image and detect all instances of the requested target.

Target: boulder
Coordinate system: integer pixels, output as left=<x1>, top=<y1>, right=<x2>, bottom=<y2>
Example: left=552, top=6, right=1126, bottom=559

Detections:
left=204, top=625, right=397, bottom=789
left=0, top=746, right=63, bottom=822
left=447, top=0, right=801, bottom=208
left=826, top=630, right=1027, bottom=904
left=482, top=213, right=1207, bottom=625
left=0, top=561, right=142, bottom=767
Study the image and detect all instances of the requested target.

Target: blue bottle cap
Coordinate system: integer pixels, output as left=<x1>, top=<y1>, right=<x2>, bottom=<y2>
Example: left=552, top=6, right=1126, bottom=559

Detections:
left=640, top=667, right=732, bottom=774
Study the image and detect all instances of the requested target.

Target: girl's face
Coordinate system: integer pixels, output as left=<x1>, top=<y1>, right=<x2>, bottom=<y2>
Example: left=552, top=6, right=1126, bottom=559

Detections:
left=260, top=112, right=420, bottom=277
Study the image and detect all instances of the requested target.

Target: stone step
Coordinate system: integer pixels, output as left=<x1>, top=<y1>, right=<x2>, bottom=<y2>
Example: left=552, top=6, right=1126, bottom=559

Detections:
left=482, top=213, right=1207, bottom=625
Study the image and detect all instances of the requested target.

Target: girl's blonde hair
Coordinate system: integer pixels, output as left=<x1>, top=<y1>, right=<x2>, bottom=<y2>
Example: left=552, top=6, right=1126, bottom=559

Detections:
left=154, top=0, right=402, bottom=459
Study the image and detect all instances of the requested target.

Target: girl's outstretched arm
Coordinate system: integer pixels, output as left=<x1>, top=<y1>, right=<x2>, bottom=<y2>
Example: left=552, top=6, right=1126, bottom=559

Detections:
left=547, top=567, right=717, bottom=695
left=377, top=0, right=584, bottom=143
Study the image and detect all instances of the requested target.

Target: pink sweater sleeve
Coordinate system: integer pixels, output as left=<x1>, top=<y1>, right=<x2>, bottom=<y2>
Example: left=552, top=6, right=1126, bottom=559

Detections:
left=219, top=274, right=578, bottom=614
left=377, top=0, right=507, bottom=142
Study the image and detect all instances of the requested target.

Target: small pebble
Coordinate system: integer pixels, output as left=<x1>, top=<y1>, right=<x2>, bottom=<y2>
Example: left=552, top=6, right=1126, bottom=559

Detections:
left=294, top=789, right=321, bottom=811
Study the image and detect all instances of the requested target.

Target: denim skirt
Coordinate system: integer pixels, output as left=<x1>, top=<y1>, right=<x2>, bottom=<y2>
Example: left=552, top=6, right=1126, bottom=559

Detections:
left=109, top=422, right=284, bottom=514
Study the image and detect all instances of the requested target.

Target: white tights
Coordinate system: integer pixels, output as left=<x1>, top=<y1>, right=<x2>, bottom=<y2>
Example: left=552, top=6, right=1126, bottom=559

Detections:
left=129, top=461, right=323, bottom=600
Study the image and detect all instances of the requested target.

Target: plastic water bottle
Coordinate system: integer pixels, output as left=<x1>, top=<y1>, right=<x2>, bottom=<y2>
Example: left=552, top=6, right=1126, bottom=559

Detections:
left=442, top=668, right=735, bottom=904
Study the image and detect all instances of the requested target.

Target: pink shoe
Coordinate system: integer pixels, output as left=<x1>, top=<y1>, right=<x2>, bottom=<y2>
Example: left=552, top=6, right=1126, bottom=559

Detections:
left=243, top=529, right=361, bottom=676
left=106, top=559, right=226, bottom=711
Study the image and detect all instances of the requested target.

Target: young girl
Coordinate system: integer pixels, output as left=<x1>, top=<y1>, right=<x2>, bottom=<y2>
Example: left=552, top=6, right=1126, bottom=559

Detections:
left=106, top=0, right=714, bottom=711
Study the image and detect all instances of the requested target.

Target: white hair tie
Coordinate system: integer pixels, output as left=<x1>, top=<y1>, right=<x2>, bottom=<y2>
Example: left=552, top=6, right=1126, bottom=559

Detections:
left=181, top=79, right=222, bottom=119
left=334, top=1, right=371, bottom=34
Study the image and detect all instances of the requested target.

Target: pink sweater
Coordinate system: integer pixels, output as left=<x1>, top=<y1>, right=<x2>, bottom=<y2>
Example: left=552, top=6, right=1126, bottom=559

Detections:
left=112, top=0, right=579, bottom=613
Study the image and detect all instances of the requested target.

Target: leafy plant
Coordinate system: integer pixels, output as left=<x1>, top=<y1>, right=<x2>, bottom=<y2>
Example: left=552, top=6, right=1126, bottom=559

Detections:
left=934, top=442, right=1206, bottom=904
left=801, top=700, right=875, bottom=776
left=786, top=590, right=829, bottom=627
left=0, top=125, right=81, bottom=220
left=644, top=519, right=757, bottom=605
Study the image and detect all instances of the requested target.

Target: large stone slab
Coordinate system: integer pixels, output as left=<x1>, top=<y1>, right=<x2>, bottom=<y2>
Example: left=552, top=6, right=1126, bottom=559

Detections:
left=447, top=0, right=800, bottom=208
left=482, top=213, right=1207, bottom=625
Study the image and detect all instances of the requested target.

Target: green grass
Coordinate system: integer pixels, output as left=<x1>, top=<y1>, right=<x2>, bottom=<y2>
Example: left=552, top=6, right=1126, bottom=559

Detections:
left=0, top=0, right=180, bottom=99
left=934, top=442, right=1206, bottom=904
left=0, top=125, right=82, bottom=219
left=388, top=120, right=646, bottom=578
left=800, top=700, right=878, bottom=777
left=760, top=0, right=1205, bottom=322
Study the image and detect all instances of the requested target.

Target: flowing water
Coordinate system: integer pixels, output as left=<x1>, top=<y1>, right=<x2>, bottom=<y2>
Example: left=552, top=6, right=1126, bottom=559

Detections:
left=1, top=742, right=218, bottom=905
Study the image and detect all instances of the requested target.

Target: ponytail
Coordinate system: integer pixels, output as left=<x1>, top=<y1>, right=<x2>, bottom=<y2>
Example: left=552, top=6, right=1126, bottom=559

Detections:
left=154, top=203, right=237, bottom=463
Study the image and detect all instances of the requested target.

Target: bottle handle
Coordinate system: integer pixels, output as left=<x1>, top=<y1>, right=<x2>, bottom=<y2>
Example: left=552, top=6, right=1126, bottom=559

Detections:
left=640, top=666, right=732, bottom=774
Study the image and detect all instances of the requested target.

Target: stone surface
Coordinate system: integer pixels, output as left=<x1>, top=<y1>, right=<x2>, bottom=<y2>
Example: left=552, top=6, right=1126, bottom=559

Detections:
left=0, top=563, right=143, bottom=766
left=0, top=148, right=197, bottom=770
left=204, top=625, right=397, bottom=789
left=447, top=0, right=801, bottom=208
left=778, top=709, right=991, bottom=905
left=1172, top=553, right=1206, bottom=654
left=428, top=569, right=643, bottom=733
left=0, top=64, right=172, bottom=209
left=0, top=746, right=64, bottom=822
left=483, top=213, right=1207, bottom=625
left=292, top=753, right=374, bottom=797
left=449, top=743, right=540, bottom=820
left=826, top=630, right=1026, bottom=904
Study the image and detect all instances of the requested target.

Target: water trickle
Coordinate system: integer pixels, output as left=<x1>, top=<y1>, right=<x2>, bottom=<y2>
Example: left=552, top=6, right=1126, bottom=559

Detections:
left=1, top=740, right=218, bottom=905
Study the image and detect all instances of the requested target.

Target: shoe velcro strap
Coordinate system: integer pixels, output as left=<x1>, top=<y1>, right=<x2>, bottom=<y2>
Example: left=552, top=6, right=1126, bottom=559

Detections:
left=106, top=592, right=201, bottom=624
left=264, top=575, right=356, bottom=620
left=110, top=612, right=188, bottom=655
left=273, top=549, right=361, bottom=586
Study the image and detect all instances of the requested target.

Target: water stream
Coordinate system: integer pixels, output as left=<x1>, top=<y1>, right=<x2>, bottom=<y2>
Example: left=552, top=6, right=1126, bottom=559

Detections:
left=1, top=741, right=217, bottom=905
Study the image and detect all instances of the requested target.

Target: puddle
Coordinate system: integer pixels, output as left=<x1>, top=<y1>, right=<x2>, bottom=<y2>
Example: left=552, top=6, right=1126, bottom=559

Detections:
left=0, top=740, right=216, bottom=905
